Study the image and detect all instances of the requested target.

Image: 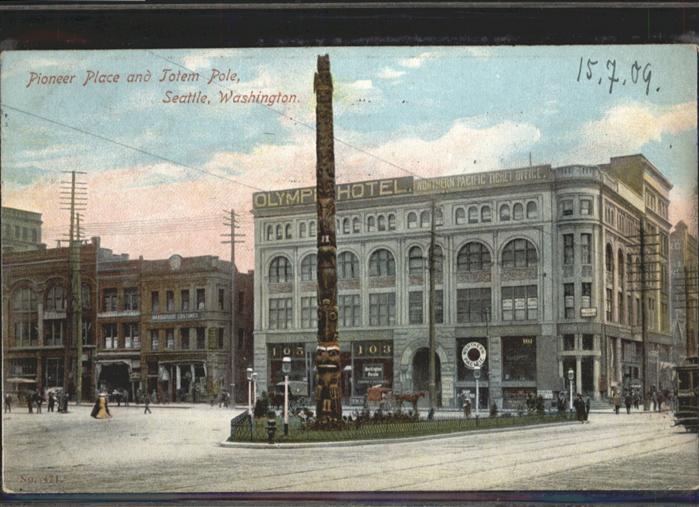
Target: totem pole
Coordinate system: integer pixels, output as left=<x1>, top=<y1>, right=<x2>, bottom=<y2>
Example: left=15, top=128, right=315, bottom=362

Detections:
left=314, top=55, right=342, bottom=424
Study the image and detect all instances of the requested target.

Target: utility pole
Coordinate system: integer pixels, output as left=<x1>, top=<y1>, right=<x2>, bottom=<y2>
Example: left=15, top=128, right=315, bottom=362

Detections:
left=59, top=170, right=87, bottom=401
left=640, top=217, right=649, bottom=409
left=428, top=199, right=437, bottom=410
left=222, top=209, right=244, bottom=402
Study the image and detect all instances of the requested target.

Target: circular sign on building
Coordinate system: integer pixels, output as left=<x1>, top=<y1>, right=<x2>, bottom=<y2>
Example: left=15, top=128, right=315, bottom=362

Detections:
left=169, top=254, right=183, bottom=271
left=461, top=342, right=487, bottom=369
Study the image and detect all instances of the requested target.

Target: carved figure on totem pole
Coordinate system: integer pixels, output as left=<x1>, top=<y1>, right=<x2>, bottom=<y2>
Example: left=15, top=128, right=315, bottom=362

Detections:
left=314, top=54, right=342, bottom=424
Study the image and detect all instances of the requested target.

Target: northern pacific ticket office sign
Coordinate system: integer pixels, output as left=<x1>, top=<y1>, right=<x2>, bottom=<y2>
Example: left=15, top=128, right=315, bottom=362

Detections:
left=253, top=176, right=414, bottom=209
left=413, top=165, right=552, bottom=194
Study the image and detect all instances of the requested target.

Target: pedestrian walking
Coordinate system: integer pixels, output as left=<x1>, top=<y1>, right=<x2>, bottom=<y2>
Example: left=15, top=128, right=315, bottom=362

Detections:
left=27, top=394, right=34, bottom=414
left=35, top=392, right=43, bottom=414
left=624, top=391, right=632, bottom=414
left=91, top=393, right=112, bottom=419
left=48, top=392, right=55, bottom=412
left=612, top=391, right=621, bottom=415
left=584, top=395, right=591, bottom=422
left=573, top=394, right=586, bottom=423
left=633, top=391, right=640, bottom=410
left=4, top=394, right=12, bottom=413
left=144, top=396, right=152, bottom=414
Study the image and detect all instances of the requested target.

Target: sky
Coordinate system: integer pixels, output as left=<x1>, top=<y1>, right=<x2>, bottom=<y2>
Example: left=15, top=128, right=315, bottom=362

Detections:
left=1, top=46, right=697, bottom=271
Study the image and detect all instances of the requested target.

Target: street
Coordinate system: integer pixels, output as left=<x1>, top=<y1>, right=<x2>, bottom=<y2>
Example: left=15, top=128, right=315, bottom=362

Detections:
left=3, top=404, right=697, bottom=493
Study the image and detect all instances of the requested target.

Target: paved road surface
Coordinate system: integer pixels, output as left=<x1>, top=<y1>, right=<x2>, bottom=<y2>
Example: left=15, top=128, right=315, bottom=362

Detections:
left=3, top=404, right=697, bottom=493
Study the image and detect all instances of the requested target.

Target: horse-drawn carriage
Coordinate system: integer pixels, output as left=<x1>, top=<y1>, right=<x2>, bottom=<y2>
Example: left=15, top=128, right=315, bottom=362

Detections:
left=366, top=385, right=425, bottom=413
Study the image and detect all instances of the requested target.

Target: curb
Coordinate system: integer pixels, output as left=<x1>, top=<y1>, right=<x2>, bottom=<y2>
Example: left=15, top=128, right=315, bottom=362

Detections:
left=219, top=419, right=578, bottom=449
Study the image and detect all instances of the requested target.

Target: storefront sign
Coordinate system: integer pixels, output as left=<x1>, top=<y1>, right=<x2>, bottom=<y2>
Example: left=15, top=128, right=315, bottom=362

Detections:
left=362, top=364, right=384, bottom=380
left=461, top=342, right=487, bottom=369
left=580, top=307, right=597, bottom=317
left=253, top=177, right=413, bottom=208
left=269, top=343, right=306, bottom=358
left=151, top=312, right=200, bottom=321
left=354, top=341, right=392, bottom=357
left=538, top=389, right=553, bottom=399
left=413, top=165, right=551, bottom=194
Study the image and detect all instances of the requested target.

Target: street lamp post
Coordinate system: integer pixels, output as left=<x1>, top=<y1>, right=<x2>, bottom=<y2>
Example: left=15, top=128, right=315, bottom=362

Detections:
left=252, top=372, right=258, bottom=413
left=246, top=367, right=253, bottom=416
left=282, top=356, right=291, bottom=436
left=567, top=368, right=575, bottom=413
left=473, top=366, right=481, bottom=418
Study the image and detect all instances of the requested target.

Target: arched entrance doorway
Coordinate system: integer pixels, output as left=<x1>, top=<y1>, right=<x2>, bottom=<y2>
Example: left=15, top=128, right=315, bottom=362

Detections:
left=97, top=363, right=130, bottom=393
left=412, top=347, right=441, bottom=407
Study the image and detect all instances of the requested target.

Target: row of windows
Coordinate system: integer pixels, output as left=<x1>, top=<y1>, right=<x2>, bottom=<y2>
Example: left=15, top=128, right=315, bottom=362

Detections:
left=12, top=284, right=92, bottom=312
left=12, top=318, right=91, bottom=348
left=560, top=197, right=594, bottom=217
left=147, top=327, right=224, bottom=351
left=267, top=284, right=539, bottom=328
left=268, top=238, right=539, bottom=283
left=149, top=288, right=223, bottom=313
left=3, top=224, right=39, bottom=243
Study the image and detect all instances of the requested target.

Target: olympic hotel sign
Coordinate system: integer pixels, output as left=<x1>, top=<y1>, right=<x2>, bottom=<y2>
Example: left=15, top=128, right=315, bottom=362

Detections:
left=252, top=165, right=552, bottom=209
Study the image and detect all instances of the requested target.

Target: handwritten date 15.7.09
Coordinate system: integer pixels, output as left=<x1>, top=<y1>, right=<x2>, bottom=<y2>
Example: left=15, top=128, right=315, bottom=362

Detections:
left=577, top=58, right=658, bottom=95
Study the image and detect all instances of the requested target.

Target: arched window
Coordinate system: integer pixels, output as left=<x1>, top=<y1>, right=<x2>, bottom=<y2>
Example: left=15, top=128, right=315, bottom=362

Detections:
left=627, top=253, right=633, bottom=278
left=499, top=204, right=511, bottom=221
left=299, top=222, right=307, bottom=239
left=618, top=249, right=624, bottom=283
left=275, top=224, right=283, bottom=240
left=513, top=203, right=524, bottom=220
left=13, top=287, right=37, bottom=312
left=420, top=211, right=430, bottom=228
left=502, top=239, right=538, bottom=268
left=408, top=246, right=424, bottom=276
left=266, top=225, right=274, bottom=241
left=435, top=208, right=444, bottom=226
left=342, top=218, right=350, bottom=235
left=269, top=256, right=292, bottom=283
left=309, top=221, right=316, bottom=237
left=432, top=245, right=444, bottom=274
left=481, top=205, right=492, bottom=222
left=457, top=242, right=491, bottom=272
left=81, top=283, right=92, bottom=309
left=301, top=254, right=317, bottom=281
left=46, top=285, right=66, bottom=312
left=455, top=208, right=466, bottom=225
left=352, top=217, right=361, bottom=233
left=407, top=212, right=418, bottom=229
left=367, top=216, right=376, bottom=232
left=605, top=244, right=614, bottom=273
left=369, top=249, right=395, bottom=277
left=468, top=206, right=478, bottom=224
left=338, top=251, right=359, bottom=280
left=388, top=214, right=396, bottom=231
left=12, top=287, right=38, bottom=346
left=526, top=201, right=538, bottom=219
left=285, top=223, right=292, bottom=239
left=377, top=215, right=387, bottom=231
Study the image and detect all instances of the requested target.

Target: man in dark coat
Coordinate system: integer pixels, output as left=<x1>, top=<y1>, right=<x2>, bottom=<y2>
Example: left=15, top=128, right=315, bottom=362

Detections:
left=4, top=394, right=11, bottom=413
left=573, top=394, right=586, bottom=423
left=48, top=392, right=55, bottom=412
left=624, top=391, right=633, bottom=414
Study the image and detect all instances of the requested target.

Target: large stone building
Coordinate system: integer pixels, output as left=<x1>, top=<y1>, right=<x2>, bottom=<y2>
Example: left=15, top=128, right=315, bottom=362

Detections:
left=1, top=207, right=44, bottom=253
left=670, top=220, right=698, bottom=365
left=252, top=154, right=674, bottom=409
left=3, top=240, right=254, bottom=403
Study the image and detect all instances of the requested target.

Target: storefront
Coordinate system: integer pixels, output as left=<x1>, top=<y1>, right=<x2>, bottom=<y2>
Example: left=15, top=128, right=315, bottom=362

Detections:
left=352, top=340, right=393, bottom=397
left=456, top=337, right=489, bottom=409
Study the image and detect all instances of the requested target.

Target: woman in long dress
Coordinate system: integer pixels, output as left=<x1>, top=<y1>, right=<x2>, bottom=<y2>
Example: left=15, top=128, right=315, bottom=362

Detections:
left=90, top=393, right=112, bottom=419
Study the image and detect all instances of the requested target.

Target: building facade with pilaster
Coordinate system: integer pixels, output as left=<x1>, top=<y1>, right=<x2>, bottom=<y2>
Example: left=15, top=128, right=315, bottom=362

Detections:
left=252, top=154, right=673, bottom=409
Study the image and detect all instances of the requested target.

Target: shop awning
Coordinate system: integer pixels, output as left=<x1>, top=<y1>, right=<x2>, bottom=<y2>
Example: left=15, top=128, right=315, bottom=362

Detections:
left=6, top=378, right=36, bottom=384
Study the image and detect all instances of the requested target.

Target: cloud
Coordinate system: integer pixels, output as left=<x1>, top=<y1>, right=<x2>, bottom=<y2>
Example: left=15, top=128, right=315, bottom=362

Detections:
left=398, top=52, right=434, bottom=69
left=563, top=100, right=696, bottom=164
left=669, top=186, right=698, bottom=235
left=377, top=67, right=406, bottom=80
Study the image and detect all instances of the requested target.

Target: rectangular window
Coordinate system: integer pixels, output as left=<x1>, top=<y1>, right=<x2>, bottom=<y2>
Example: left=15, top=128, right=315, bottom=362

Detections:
left=218, top=288, right=225, bottom=310
left=563, top=334, right=575, bottom=351
left=196, top=289, right=206, bottom=310
left=181, top=289, right=190, bottom=311
left=501, top=286, right=536, bottom=321
left=31, top=229, right=38, bottom=242
left=181, top=328, right=190, bottom=350
left=636, top=298, right=641, bottom=326
left=44, top=320, right=64, bottom=346
left=150, top=329, right=159, bottom=351
left=581, top=234, right=591, bottom=264
left=269, top=298, right=293, bottom=329
left=618, top=292, right=624, bottom=325
left=458, top=288, right=492, bottom=323
left=103, top=323, right=117, bottom=349
left=196, top=328, right=206, bottom=349
left=218, top=327, right=224, bottom=349
left=564, top=283, right=575, bottom=318
left=339, top=294, right=361, bottom=327
left=369, top=293, right=396, bottom=326
left=561, top=199, right=573, bottom=216
left=580, top=199, right=592, bottom=215
left=301, top=296, right=317, bottom=328
left=502, top=336, right=537, bottom=381
left=563, top=234, right=574, bottom=265
left=103, top=288, right=117, bottom=312
left=165, top=328, right=175, bottom=349
left=435, top=290, right=444, bottom=324
left=123, top=323, right=138, bottom=348
left=409, top=291, right=423, bottom=325
left=124, top=288, right=139, bottom=311
left=582, top=334, right=594, bottom=350
left=151, top=291, right=160, bottom=314
left=166, top=290, right=175, bottom=312
left=606, top=289, right=613, bottom=321
left=627, top=294, right=633, bottom=326
left=238, top=291, right=245, bottom=313
left=581, top=282, right=592, bottom=308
